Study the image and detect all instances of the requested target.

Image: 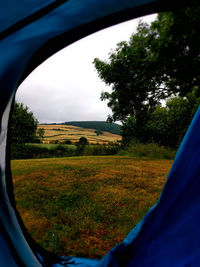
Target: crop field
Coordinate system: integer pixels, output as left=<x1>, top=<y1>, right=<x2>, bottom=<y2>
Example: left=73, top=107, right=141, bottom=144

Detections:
left=12, top=156, right=172, bottom=259
left=38, top=124, right=121, bottom=144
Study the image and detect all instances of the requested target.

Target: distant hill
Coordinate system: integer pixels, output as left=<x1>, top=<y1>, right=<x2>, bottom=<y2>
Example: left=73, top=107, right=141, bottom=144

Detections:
left=62, top=121, right=121, bottom=135
left=38, top=123, right=121, bottom=144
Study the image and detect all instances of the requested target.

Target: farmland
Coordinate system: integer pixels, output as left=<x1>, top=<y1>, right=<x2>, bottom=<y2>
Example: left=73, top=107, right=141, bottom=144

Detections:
left=38, top=124, right=121, bottom=144
left=12, top=155, right=172, bottom=259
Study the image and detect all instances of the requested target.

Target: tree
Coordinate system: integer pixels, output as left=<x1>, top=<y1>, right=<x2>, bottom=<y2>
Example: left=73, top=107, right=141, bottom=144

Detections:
left=37, top=128, right=45, bottom=140
left=64, top=139, right=72, bottom=144
left=93, top=21, right=166, bottom=123
left=94, top=129, right=103, bottom=136
left=10, top=102, right=38, bottom=144
left=122, top=95, right=197, bottom=148
left=147, top=97, right=193, bottom=147
left=79, top=137, right=88, bottom=145
left=150, top=6, right=200, bottom=97
left=76, top=137, right=88, bottom=155
left=93, top=5, right=200, bottom=146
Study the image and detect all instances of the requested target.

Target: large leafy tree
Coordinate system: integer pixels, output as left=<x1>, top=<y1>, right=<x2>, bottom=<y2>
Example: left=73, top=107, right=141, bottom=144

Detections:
left=93, top=5, right=200, bottom=147
left=10, top=102, right=38, bottom=144
left=146, top=96, right=194, bottom=147
left=121, top=95, right=197, bottom=148
left=150, top=6, right=200, bottom=97
left=93, top=21, right=164, bottom=123
left=93, top=5, right=200, bottom=120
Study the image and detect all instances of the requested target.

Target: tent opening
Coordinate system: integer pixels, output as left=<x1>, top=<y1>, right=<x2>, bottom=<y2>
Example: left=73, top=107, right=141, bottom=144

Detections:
left=10, top=9, right=195, bottom=259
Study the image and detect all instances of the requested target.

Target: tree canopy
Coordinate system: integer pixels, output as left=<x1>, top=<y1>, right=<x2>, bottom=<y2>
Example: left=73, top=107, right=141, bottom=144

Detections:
left=94, top=22, right=162, bottom=123
left=79, top=137, right=88, bottom=146
left=37, top=128, right=45, bottom=140
left=93, top=5, right=200, bottom=147
left=10, top=102, right=38, bottom=144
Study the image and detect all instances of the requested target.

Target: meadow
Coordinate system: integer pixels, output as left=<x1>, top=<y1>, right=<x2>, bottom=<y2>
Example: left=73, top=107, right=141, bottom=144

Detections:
left=38, top=124, right=121, bottom=144
left=12, top=155, right=172, bottom=259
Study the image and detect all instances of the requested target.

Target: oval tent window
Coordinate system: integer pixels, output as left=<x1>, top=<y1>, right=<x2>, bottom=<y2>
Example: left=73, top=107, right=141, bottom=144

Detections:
left=11, top=11, right=183, bottom=260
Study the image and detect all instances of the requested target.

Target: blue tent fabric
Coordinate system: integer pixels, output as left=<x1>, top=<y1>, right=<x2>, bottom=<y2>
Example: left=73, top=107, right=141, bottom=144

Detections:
left=0, top=0, right=200, bottom=266
left=97, top=107, right=200, bottom=266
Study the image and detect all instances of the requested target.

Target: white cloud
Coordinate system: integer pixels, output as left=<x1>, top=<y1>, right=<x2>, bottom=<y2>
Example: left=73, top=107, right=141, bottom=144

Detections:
left=16, top=13, right=157, bottom=123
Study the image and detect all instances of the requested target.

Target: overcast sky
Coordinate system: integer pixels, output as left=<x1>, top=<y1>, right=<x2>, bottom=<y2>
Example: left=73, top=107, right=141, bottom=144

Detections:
left=16, top=13, right=157, bottom=124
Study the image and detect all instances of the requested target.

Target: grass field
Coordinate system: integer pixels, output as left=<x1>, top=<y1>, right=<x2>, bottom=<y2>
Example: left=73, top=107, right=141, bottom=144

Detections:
left=12, top=156, right=172, bottom=259
left=38, top=124, right=121, bottom=144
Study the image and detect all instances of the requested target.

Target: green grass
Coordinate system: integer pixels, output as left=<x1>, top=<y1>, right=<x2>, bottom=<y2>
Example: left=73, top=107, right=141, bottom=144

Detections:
left=12, top=156, right=172, bottom=259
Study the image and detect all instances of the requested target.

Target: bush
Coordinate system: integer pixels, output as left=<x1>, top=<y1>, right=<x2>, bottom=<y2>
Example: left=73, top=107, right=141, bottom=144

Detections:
left=118, top=141, right=176, bottom=159
left=11, top=143, right=120, bottom=159
left=11, top=144, right=76, bottom=159
left=48, top=145, right=76, bottom=157
left=64, top=139, right=72, bottom=144
left=79, top=137, right=88, bottom=145
left=83, top=144, right=120, bottom=156
left=11, top=144, right=49, bottom=159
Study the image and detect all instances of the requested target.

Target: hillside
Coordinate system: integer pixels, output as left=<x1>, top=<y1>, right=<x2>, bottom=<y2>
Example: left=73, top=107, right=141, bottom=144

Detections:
left=38, top=124, right=121, bottom=144
left=62, top=121, right=121, bottom=135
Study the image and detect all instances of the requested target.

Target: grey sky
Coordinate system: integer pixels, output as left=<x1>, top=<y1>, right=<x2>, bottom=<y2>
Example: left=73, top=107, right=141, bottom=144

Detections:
left=16, top=13, right=157, bottom=124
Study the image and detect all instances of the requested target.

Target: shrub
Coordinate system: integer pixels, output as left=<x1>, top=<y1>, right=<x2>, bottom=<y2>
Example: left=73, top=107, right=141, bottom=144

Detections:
left=64, top=139, right=72, bottom=144
left=11, top=143, right=120, bottom=159
left=11, top=144, right=49, bottom=159
left=11, top=144, right=76, bottom=159
left=79, top=137, right=88, bottom=145
left=83, top=144, right=120, bottom=156
left=118, top=141, right=176, bottom=159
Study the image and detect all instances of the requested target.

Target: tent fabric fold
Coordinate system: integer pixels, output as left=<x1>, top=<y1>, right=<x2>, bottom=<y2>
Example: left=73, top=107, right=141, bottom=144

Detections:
left=0, top=0, right=200, bottom=266
left=97, top=106, right=200, bottom=266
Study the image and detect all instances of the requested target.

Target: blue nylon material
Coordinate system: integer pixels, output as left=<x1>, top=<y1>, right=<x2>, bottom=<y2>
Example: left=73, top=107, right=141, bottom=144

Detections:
left=97, top=106, right=200, bottom=266
left=0, top=0, right=156, bottom=105
left=0, top=0, right=154, bottom=34
left=0, top=0, right=56, bottom=33
left=47, top=106, right=200, bottom=266
left=0, top=231, right=19, bottom=267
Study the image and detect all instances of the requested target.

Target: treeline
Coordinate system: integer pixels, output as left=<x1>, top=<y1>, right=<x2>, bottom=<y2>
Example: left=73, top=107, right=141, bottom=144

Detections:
left=121, top=94, right=199, bottom=148
left=11, top=143, right=120, bottom=160
left=10, top=102, right=175, bottom=160
left=94, top=5, right=200, bottom=149
left=10, top=103, right=121, bottom=159
left=63, top=121, right=121, bottom=135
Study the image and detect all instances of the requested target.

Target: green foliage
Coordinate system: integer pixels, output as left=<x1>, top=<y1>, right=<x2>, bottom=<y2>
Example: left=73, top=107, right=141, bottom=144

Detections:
left=11, top=144, right=76, bottom=159
left=11, top=142, right=120, bottom=160
left=76, top=137, right=88, bottom=155
left=150, top=7, right=200, bottom=97
left=93, top=5, right=200, bottom=148
left=122, top=95, right=197, bottom=148
left=94, top=129, right=103, bottom=136
left=30, top=143, right=76, bottom=150
left=10, top=102, right=38, bottom=144
left=93, top=21, right=163, bottom=122
left=37, top=128, right=45, bottom=140
left=63, top=121, right=121, bottom=135
left=121, top=106, right=152, bottom=146
left=64, top=139, right=72, bottom=144
left=83, top=144, right=120, bottom=156
left=118, top=141, right=176, bottom=159
left=11, top=144, right=49, bottom=159
left=147, top=97, right=193, bottom=147
left=79, top=137, right=88, bottom=145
